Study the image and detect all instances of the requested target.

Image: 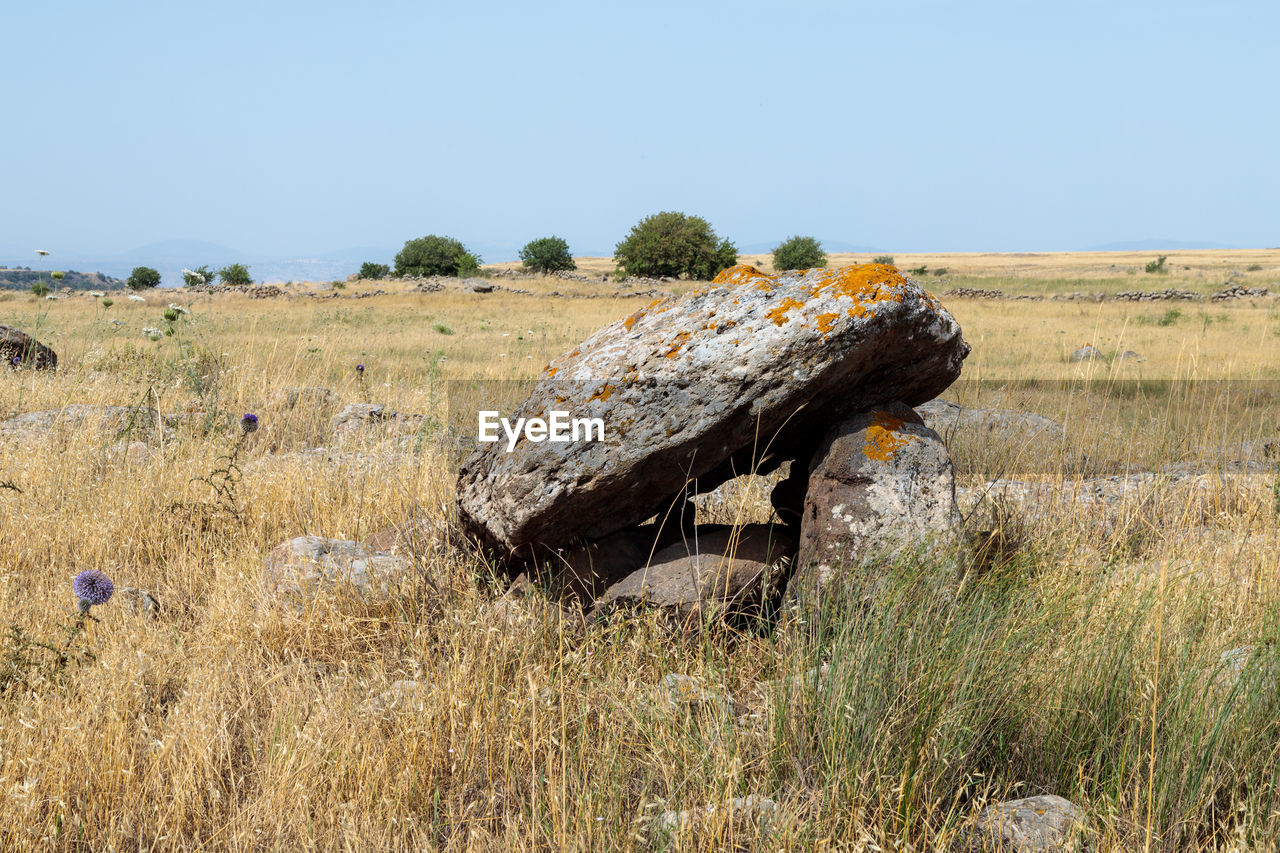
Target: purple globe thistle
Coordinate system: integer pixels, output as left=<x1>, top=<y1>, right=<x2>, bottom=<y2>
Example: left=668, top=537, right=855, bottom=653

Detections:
left=11, top=355, right=20, bottom=366
left=355, top=363, right=365, bottom=373
left=240, top=413, right=259, bottom=434
left=73, top=570, right=114, bottom=614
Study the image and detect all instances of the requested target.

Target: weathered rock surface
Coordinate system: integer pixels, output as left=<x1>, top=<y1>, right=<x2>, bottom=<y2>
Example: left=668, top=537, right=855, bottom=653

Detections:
left=964, top=795, right=1087, bottom=852
left=329, top=403, right=428, bottom=444
left=917, top=399, right=1065, bottom=441
left=263, top=535, right=416, bottom=601
left=270, top=386, right=340, bottom=414
left=458, top=264, right=968, bottom=557
left=591, top=523, right=795, bottom=625
left=1069, top=345, right=1102, bottom=362
left=0, top=405, right=175, bottom=443
left=792, top=402, right=959, bottom=606
left=0, top=325, right=58, bottom=369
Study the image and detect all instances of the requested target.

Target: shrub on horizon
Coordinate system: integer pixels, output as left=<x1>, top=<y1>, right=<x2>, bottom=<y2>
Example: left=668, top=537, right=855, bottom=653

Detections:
left=614, top=211, right=737, bottom=280
left=772, top=235, right=827, bottom=271
left=218, top=264, right=253, bottom=286
left=519, top=236, right=576, bottom=275
left=359, top=262, right=391, bottom=280
left=394, top=235, right=481, bottom=278
left=127, top=266, right=162, bottom=290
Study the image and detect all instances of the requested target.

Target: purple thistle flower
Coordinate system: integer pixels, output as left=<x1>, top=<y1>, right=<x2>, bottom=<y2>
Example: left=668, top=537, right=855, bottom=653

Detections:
left=355, top=363, right=365, bottom=373
left=73, top=570, right=114, bottom=614
left=240, top=413, right=259, bottom=434
left=11, top=355, right=20, bottom=366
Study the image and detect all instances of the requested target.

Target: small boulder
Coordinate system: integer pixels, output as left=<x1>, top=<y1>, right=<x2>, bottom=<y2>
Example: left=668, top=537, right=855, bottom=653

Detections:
left=117, top=586, right=161, bottom=618
left=263, top=535, right=414, bottom=602
left=1069, top=345, right=1102, bottom=362
left=964, top=795, right=1087, bottom=852
left=792, top=402, right=959, bottom=609
left=591, top=523, right=795, bottom=627
left=463, top=278, right=494, bottom=293
left=0, top=325, right=57, bottom=369
left=917, top=399, right=1064, bottom=441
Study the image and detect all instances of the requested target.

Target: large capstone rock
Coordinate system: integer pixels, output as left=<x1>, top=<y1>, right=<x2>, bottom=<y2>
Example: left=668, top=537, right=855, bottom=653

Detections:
left=1, top=325, right=57, bottom=369
left=791, top=402, right=959, bottom=607
left=458, top=264, right=968, bottom=560
left=591, top=523, right=795, bottom=627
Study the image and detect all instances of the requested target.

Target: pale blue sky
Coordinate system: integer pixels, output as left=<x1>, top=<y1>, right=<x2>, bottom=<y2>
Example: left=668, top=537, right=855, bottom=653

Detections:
left=3, top=0, right=1277, bottom=265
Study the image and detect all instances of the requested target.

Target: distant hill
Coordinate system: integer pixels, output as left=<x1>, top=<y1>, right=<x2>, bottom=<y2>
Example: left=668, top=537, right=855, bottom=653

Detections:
left=1086, top=239, right=1239, bottom=251
left=0, top=267, right=123, bottom=290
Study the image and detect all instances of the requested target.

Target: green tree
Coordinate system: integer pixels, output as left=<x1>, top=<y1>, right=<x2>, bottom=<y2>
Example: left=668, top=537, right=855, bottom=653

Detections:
left=359, top=262, right=391, bottom=280
left=519, top=236, right=577, bottom=274
left=218, top=264, right=253, bottom=286
left=772, top=235, right=827, bottom=271
left=182, top=265, right=216, bottom=287
left=127, top=266, right=162, bottom=290
left=613, top=211, right=738, bottom=280
left=394, top=235, right=481, bottom=277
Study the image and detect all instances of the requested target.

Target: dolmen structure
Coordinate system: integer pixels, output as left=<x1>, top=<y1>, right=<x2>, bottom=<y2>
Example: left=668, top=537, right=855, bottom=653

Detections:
left=457, top=263, right=970, bottom=626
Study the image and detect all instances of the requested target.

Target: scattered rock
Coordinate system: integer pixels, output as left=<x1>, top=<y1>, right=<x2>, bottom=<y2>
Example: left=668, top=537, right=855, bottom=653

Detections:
left=590, top=524, right=795, bottom=627
left=458, top=263, right=968, bottom=559
left=0, top=325, right=58, bottom=369
left=964, top=795, right=1087, bottom=852
left=1115, top=350, right=1144, bottom=361
left=1069, top=345, right=1102, bottom=362
left=464, top=278, right=494, bottom=293
left=329, top=403, right=428, bottom=444
left=652, top=673, right=732, bottom=718
left=362, top=516, right=443, bottom=555
left=263, top=535, right=416, bottom=602
left=270, top=386, right=340, bottom=414
left=117, top=586, right=161, bottom=618
left=916, top=399, right=1065, bottom=441
left=0, top=405, right=175, bottom=444
left=791, top=403, right=959, bottom=608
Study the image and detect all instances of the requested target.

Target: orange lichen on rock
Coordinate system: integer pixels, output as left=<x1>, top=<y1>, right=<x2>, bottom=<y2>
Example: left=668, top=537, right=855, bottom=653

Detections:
left=861, top=411, right=912, bottom=462
left=766, top=297, right=806, bottom=326
left=590, top=383, right=615, bottom=401
left=543, top=365, right=558, bottom=377
left=663, top=330, right=691, bottom=358
left=815, top=312, right=839, bottom=335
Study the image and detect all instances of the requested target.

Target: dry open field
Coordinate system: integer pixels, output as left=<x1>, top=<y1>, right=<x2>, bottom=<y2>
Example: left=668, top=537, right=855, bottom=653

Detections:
left=1, top=253, right=1279, bottom=850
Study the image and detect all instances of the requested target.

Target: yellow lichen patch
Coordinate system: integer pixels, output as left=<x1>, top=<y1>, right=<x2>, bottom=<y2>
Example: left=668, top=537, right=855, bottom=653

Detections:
left=712, top=264, right=763, bottom=286
left=663, top=330, right=692, bottom=358
left=862, top=411, right=912, bottom=462
left=815, top=312, right=839, bottom=335
left=766, top=297, right=807, bottom=326
left=590, top=383, right=615, bottom=401
left=544, top=365, right=558, bottom=377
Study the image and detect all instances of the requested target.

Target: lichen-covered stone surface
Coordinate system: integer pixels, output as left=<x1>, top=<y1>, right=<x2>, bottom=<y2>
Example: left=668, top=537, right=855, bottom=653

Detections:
left=0, top=325, right=57, bottom=369
left=458, top=264, right=968, bottom=556
left=792, top=402, right=959, bottom=607
left=964, top=794, right=1087, bottom=852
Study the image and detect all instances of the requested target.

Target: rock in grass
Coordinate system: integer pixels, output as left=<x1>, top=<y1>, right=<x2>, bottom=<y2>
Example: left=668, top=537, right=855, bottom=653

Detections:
left=458, top=263, right=968, bottom=558
left=0, top=405, right=175, bottom=443
left=791, top=402, right=959, bottom=608
left=964, top=795, right=1087, bottom=852
left=264, top=535, right=414, bottom=602
left=0, top=325, right=57, bottom=369
left=1069, top=345, right=1102, bottom=362
left=916, top=399, right=1064, bottom=441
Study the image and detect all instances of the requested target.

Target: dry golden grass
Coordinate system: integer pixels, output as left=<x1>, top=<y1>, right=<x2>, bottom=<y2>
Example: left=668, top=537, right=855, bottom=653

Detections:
left=1, top=256, right=1278, bottom=851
